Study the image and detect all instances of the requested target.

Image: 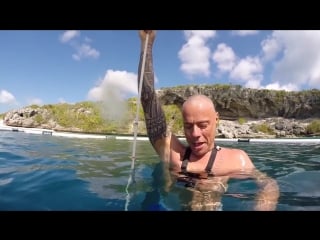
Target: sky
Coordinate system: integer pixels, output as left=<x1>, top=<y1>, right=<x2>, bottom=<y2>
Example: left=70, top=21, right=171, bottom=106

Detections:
left=1, top=30, right=320, bottom=115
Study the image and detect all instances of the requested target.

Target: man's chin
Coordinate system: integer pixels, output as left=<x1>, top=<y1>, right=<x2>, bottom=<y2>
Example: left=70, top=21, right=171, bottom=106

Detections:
left=191, top=147, right=206, bottom=158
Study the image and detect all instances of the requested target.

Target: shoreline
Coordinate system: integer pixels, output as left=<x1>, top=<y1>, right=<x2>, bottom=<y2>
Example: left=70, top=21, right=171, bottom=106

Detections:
left=0, top=119, right=149, bottom=140
left=1, top=119, right=320, bottom=143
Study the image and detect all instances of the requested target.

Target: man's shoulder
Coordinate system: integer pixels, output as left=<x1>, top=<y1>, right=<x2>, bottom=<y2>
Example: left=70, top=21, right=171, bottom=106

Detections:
left=217, top=146, right=254, bottom=170
left=218, top=146, right=252, bottom=161
left=219, top=146, right=247, bottom=154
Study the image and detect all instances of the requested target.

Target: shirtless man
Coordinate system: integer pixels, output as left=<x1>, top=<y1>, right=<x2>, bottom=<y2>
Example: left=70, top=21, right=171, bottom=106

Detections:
left=138, top=30, right=279, bottom=211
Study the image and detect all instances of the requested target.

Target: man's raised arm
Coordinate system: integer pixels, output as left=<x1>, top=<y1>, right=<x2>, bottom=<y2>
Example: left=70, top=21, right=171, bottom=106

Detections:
left=138, top=30, right=168, bottom=155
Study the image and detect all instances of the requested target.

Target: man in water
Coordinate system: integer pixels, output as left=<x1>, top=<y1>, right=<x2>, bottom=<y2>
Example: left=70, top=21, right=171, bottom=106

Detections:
left=138, top=30, right=279, bottom=211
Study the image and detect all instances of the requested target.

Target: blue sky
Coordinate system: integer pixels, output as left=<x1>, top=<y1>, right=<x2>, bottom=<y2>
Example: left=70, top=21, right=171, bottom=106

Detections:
left=1, top=30, right=320, bottom=114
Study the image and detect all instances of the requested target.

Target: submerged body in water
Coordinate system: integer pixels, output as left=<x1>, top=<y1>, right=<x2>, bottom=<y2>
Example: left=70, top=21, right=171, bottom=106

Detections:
left=170, top=145, right=228, bottom=211
left=142, top=158, right=278, bottom=211
left=175, top=172, right=228, bottom=211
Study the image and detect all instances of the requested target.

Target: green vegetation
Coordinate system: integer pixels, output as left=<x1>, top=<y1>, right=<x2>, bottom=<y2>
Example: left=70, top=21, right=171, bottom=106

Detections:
left=211, top=84, right=233, bottom=90
left=252, top=123, right=274, bottom=135
left=39, top=101, right=135, bottom=134
left=275, top=90, right=286, bottom=102
left=29, top=104, right=40, bottom=109
left=34, top=114, right=45, bottom=124
left=306, top=120, right=320, bottom=134
left=163, top=104, right=183, bottom=134
left=1, top=98, right=186, bottom=136
left=238, top=117, right=247, bottom=125
left=127, top=97, right=144, bottom=121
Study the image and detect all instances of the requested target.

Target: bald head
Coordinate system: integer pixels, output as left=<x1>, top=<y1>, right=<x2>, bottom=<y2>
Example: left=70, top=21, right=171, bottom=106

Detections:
left=182, top=94, right=219, bottom=156
left=182, top=94, right=216, bottom=113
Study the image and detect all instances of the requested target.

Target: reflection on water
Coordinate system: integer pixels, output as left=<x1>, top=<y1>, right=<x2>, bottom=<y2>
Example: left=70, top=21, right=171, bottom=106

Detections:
left=0, top=131, right=320, bottom=210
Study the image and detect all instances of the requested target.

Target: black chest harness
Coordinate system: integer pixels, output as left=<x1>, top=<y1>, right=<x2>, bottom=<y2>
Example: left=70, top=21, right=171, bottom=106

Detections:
left=179, top=144, right=221, bottom=180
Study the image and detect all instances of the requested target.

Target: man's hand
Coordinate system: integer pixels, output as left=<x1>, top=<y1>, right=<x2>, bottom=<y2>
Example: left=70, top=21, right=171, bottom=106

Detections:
left=139, top=30, right=156, bottom=46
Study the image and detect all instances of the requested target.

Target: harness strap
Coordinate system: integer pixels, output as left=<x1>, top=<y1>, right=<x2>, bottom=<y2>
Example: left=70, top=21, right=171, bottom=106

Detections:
left=181, top=147, right=192, bottom=173
left=205, top=145, right=218, bottom=175
left=180, top=144, right=220, bottom=176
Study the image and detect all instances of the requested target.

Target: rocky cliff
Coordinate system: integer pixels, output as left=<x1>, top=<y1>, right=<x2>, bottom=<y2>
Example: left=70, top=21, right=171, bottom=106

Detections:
left=2, top=85, right=320, bottom=138
left=157, top=85, right=320, bottom=120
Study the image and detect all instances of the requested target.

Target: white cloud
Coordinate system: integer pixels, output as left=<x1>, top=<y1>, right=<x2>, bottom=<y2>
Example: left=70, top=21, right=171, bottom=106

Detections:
left=267, top=30, right=320, bottom=89
left=264, top=82, right=299, bottom=91
left=211, top=41, right=264, bottom=88
left=59, top=30, right=80, bottom=43
left=184, top=30, right=217, bottom=40
left=218, top=30, right=320, bottom=90
left=72, top=43, right=100, bottom=61
left=0, top=90, right=16, bottom=104
left=230, top=56, right=263, bottom=87
left=58, top=98, right=66, bottom=103
left=88, top=70, right=137, bottom=101
left=27, top=98, right=43, bottom=106
left=60, top=31, right=100, bottom=61
left=87, top=70, right=138, bottom=121
left=212, top=43, right=237, bottom=72
left=179, top=30, right=216, bottom=78
left=261, top=35, right=282, bottom=62
left=231, top=30, right=259, bottom=36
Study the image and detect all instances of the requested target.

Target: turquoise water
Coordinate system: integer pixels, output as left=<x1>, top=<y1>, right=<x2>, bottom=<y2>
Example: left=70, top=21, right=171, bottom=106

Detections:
left=0, top=131, right=320, bottom=211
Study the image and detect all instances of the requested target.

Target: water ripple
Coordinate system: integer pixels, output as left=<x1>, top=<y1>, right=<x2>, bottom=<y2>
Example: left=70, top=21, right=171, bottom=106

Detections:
left=1, top=132, right=320, bottom=210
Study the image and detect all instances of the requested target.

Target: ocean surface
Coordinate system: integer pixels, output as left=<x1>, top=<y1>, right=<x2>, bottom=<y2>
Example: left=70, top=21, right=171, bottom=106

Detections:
left=1, top=131, right=320, bottom=211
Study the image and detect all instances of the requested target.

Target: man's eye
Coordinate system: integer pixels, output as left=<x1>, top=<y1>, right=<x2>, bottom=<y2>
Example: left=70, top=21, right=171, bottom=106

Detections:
left=198, top=124, right=208, bottom=129
left=184, top=124, right=192, bottom=129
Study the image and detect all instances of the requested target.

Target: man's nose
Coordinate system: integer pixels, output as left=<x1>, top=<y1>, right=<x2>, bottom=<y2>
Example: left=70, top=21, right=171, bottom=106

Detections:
left=191, top=125, right=201, bottom=137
